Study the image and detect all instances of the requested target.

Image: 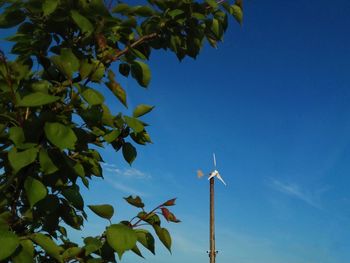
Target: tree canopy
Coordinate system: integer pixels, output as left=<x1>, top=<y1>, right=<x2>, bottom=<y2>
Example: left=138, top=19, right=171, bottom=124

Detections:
left=0, top=0, right=242, bottom=262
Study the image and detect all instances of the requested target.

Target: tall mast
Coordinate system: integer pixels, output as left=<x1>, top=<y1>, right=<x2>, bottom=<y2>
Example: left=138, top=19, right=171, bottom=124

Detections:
left=209, top=177, right=216, bottom=263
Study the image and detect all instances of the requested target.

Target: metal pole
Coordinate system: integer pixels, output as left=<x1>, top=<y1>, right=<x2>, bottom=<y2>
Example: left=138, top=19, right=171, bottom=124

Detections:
left=209, top=177, right=216, bottom=263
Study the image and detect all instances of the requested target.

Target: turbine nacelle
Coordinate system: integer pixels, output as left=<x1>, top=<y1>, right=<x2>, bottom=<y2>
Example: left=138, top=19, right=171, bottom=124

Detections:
left=198, top=153, right=227, bottom=186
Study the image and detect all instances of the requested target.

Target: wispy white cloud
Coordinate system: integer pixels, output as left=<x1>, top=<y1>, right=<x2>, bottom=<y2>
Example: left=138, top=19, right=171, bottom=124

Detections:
left=269, top=178, right=324, bottom=209
left=102, top=163, right=150, bottom=179
left=106, top=179, right=147, bottom=197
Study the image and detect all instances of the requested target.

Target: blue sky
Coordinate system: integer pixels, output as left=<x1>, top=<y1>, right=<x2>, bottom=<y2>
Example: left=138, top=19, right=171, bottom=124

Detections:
left=2, top=0, right=350, bottom=262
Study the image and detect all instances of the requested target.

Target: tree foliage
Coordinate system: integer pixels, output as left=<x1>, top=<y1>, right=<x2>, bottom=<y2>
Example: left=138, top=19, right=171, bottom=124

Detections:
left=0, top=0, right=242, bottom=262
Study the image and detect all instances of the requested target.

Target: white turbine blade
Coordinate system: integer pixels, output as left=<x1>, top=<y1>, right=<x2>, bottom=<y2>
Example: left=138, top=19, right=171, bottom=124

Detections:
left=208, top=171, right=217, bottom=180
left=213, top=153, right=216, bottom=167
left=216, top=173, right=227, bottom=186
left=197, top=169, right=204, bottom=178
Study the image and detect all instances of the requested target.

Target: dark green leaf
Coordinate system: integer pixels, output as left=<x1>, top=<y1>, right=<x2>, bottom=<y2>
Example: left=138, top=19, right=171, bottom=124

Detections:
left=133, top=104, right=154, bottom=118
left=44, top=122, right=77, bottom=150
left=24, top=177, right=47, bottom=208
left=62, top=185, right=84, bottom=211
left=9, top=127, right=25, bottom=146
left=0, top=230, right=19, bottom=260
left=17, top=92, right=59, bottom=107
left=122, top=142, right=137, bottom=165
left=0, top=9, right=25, bottom=28
left=119, top=63, right=130, bottom=77
left=106, top=224, right=137, bottom=259
left=88, top=204, right=114, bottom=220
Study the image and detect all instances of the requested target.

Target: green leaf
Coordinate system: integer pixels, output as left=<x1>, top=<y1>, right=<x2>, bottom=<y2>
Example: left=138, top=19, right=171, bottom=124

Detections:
left=31, top=80, right=51, bottom=93
left=44, top=122, right=77, bottom=150
left=154, top=225, right=172, bottom=252
left=168, top=9, right=184, bottom=18
left=30, top=233, right=63, bottom=262
left=42, top=0, right=59, bottom=16
left=88, top=204, right=114, bottom=220
left=106, top=224, right=137, bottom=259
left=131, top=61, right=151, bottom=88
left=0, top=9, right=25, bottom=28
left=112, top=3, right=130, bottom=14
left=231, top=4, right=243, bottom=24
left=8, top=147, right=38, bottom=173
left=51, top=48, right=80, bottom=79
left=39, top=149, right=58, bottom=174
left=124, top=195, right=144, bottom=208
left=106, top=71, right=127, bottom=107
left=133, top=6, right=154, bottom=17
left=71, top=10, right=94, bottom=36
left=9, top=127, right=25, bottom=146
left=133, top=104, right=154, bottom=118
left=62, top=185, right=84, bottom=210
left=122, top=142, right=137, bottom=165
left=84, top=237, right=103, bottom=256
left=17, top=92, right=59, bottom=107
left=79, top=59, right=104, bottom=82
left=12, top=239, right=34, bottom=263
left=124, top=116, right=144, bottom=133
left=82, top=88, right=105, bottom=105
left=0, top=230, right=19, bottom=260
left=211, top=18, right=222, bottom=40
left=62, top=247, right=82, bottom=261
left=24, top=177, right=47, bottom=208
left=206, top=0, right=218, bottom=8
left=119, top=63, right=130, bottom=77
left=103, top=130, right=120, bottom=143
left=131, top=244, right=144, bottom=258
left=135, top=229, right=155, bottom=254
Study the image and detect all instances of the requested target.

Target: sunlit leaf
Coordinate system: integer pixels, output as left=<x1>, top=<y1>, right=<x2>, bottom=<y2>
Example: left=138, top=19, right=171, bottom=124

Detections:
left=106, top=224, right=137, bottom=259
left=133, top=104, right=154, bottom=118
left=17, top=92, right=59, bottom=107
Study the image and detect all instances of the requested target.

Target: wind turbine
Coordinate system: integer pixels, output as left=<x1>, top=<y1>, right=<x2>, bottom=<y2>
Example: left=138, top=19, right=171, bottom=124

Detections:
left=197, top=153, right=226, bottom=263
